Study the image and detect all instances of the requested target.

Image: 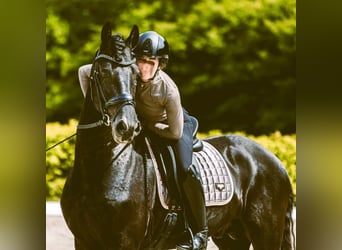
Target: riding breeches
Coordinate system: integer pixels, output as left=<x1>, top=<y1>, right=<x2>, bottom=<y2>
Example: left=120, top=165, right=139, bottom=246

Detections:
left=171, top=109, right=194, bottom=181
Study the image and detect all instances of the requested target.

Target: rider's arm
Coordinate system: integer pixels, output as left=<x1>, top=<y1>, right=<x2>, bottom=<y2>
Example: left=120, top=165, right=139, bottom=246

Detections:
left=78, top=64, right=92, bottom=97
left=148, top=88, right=184, bottom=140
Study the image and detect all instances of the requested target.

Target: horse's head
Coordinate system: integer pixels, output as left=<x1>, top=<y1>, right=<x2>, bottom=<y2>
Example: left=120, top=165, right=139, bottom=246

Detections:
left=89, top=22, right=141, bottom=144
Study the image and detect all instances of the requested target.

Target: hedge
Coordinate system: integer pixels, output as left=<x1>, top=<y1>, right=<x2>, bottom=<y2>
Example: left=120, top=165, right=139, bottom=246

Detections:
left=46, top=119, right=78, bottom=200
left=46, top=120, right=296, bottom=201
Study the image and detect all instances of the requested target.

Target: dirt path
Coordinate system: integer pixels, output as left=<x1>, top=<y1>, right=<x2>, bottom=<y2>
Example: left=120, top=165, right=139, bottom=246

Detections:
left=46, top=215, right=75, bottom=250
left=46, top=202, right=219, bottom=250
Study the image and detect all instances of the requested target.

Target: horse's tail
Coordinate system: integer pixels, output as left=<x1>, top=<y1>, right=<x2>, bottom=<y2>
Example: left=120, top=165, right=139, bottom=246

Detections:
left=282, top=191, right=296, bottom=250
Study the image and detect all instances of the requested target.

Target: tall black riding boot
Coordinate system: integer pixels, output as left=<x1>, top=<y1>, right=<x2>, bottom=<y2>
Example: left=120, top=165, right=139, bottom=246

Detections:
left=177, top=165, right=208, bottom=250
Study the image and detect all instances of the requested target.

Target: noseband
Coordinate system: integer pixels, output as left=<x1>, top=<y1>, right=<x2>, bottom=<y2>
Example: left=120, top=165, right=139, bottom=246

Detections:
left=77, top=52, right=136, bottom=130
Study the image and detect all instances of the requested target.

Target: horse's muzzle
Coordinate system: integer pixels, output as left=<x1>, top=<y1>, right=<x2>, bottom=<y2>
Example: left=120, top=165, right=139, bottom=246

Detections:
left=113, top=119, right=141, bottom=143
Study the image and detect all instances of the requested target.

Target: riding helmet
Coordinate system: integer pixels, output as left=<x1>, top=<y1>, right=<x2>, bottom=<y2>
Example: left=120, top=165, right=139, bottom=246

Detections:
left=134, top=31, right=169, bottom=68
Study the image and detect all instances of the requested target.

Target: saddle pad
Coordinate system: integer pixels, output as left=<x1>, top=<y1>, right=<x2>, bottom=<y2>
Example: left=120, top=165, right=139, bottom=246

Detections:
left=194, top=141, right=234, bottom=206
left=146, top=138, right=234, bottom=210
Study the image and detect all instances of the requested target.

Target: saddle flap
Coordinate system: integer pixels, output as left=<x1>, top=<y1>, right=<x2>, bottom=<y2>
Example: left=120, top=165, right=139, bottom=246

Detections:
left=190, top=116, right=203, bottom=152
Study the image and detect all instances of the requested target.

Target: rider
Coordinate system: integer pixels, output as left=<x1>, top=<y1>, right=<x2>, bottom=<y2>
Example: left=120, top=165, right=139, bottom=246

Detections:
left=77, top=30, right=208, bottom=250
left=134, top=31, right=208, bottom=250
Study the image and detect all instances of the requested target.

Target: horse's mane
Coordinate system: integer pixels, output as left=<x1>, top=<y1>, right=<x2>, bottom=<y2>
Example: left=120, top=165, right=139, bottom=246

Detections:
left=99, top=33, right=126, bottom=60
left=112, top=34, right=126, bottom=57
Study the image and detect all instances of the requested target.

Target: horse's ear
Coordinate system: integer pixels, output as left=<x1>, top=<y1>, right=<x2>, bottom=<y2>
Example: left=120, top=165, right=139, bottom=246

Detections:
left=126, top=25, right=139, bottom=49
left=101, top=22, right=112, bottom=45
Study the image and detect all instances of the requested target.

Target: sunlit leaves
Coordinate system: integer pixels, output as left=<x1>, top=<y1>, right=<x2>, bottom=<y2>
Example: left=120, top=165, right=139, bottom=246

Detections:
left=46, top=0, right=296, bottom=134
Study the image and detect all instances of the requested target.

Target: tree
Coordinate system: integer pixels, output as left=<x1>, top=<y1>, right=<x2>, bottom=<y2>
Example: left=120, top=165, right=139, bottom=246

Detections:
left=46, top=0, right=296, bottom=134
left=167, top=0, right=296, bottom=134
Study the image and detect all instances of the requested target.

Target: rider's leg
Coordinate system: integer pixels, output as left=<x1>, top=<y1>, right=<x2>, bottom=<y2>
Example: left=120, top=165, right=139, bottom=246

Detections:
left=174, top=110, right=208, bottom=250
left=177, top=165, right=208, bottom=250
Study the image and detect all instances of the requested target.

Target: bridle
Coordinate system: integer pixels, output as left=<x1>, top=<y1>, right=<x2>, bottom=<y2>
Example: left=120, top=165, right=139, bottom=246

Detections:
left=77, top=51, right=137, bottom=130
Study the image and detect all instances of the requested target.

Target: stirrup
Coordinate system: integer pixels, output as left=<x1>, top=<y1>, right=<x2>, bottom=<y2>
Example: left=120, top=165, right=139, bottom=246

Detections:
left=176, top=229, right=208, bottom=250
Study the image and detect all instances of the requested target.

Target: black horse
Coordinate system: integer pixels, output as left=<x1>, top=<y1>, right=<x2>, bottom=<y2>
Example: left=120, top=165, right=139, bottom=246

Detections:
left=61, top=23, right=295, bottom=250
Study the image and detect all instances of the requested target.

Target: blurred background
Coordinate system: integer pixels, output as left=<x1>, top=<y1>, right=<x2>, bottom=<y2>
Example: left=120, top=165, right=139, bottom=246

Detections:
left=46, top=0, right=296, bottom=135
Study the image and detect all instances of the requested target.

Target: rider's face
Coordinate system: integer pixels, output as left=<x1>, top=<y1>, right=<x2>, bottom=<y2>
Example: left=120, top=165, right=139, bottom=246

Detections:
left=136, top=56, right=159, bottom=82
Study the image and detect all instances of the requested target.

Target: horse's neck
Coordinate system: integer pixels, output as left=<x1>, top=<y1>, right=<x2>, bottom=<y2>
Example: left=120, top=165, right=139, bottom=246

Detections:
left=79, top=94, right=102, bottom=125
left=76, top=94, right=111, bottom=140
left=74, top=95, right=115, bottom=172
left=100, top=143, right=154, bottom=203
left=73, top=127, right=115, bottom=191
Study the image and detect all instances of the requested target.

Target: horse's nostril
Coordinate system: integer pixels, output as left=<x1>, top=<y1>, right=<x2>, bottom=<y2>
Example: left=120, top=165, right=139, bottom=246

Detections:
left=135, top=122, right=141, bottom=134
left=116, top=120, right=128, bottom=133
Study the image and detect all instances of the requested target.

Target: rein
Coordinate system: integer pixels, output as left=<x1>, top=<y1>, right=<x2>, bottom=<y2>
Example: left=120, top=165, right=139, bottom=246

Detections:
left=45, top=133, right=76, bottom=151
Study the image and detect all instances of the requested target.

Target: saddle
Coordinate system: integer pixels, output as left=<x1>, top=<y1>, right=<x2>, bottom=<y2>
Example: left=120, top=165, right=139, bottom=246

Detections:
left=145, top=116, right=234, bottom=211
left=143, top=117, right=234, bottom=249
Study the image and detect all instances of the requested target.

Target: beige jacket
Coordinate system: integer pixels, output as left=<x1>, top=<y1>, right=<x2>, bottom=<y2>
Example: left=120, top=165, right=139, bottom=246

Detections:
left=78, top=65, right=183, bottom=140
left=136, top=70, right=183, bottom=140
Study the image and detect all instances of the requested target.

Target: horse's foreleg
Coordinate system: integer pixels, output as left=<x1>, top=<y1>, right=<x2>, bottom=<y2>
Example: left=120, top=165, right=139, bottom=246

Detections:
left=212, top=235, right=251, bottom=250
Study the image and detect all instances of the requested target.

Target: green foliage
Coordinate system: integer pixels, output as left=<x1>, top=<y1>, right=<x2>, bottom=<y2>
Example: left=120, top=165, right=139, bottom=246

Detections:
left=46, top=10, right=71, bottom=76
left=46, top=0, right=296, bottom=135
left=46, top=120, right=77, bottom=200
left=171, top=0, right=296, bottom=134
left=46, top=121, right=296, bottom=201
left=46, top=10, right=84, bottom=122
